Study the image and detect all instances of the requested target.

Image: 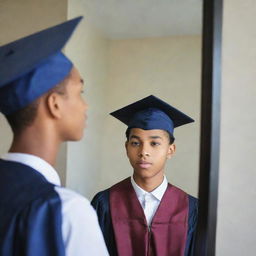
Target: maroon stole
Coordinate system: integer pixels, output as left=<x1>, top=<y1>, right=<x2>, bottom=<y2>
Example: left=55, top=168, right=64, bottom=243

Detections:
left=109, top=177, right=188, bottom=256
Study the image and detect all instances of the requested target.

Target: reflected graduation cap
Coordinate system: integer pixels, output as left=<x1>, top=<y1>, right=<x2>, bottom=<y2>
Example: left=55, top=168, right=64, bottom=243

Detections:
left=0, top=16, right=83, bottom=115
left=110, top=95, right=194, bottom=135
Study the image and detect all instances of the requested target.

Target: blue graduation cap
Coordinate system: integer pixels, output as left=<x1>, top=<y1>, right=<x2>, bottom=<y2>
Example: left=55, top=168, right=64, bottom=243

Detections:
left=0, top=16, right=83, bottom=115
left=110, top=95, right=194, bottom=135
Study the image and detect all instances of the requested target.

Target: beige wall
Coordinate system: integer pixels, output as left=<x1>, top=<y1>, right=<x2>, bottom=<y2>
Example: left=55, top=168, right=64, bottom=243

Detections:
left=0, top=0, right=68, bottom=184
left=66, top=2, right=109, bottom=199
left=97, top=36, right=201, bottom=197
left=216, top=0, right=256, bottom=255
left=0, top=0, right=67, bottom=45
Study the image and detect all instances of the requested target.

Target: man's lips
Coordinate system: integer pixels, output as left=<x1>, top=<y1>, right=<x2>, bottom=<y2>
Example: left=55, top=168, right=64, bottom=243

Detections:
left=137, top=161, right=152, bottom=169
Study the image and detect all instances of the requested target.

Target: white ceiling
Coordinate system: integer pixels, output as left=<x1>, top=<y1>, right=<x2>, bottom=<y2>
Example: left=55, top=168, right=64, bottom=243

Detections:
left=83, top=0, right=202, bottom=39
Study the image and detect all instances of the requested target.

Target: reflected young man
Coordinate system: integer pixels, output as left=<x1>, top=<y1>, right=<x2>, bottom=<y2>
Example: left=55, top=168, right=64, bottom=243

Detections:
left=0, top=18, right=108, bottom=255
left=92, top=95, right=198, bottom=256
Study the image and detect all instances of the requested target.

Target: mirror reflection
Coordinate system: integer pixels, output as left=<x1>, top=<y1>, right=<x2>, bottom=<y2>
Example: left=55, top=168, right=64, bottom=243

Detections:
left=65, top=1, right=202, bottom=254
left=65, top=0, right=202, bottom=201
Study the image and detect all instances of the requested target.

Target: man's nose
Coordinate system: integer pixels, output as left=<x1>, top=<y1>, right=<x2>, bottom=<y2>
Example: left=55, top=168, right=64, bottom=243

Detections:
left=138, top=145, right=150, bottom=157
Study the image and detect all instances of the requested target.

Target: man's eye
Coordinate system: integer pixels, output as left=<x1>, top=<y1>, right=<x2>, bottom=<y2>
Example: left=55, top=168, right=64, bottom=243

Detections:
left=151, top=141, right=160, bottom=146
left=131, top=141, right=140, bottom=146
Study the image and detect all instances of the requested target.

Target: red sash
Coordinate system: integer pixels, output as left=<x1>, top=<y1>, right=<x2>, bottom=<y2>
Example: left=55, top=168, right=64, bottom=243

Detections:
left=109, top=177, right=188, bottom=256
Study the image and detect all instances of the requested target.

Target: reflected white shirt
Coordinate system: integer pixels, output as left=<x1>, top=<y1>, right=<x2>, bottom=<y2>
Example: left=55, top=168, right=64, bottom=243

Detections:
left=131, top=175, right=168, bottom=226
left=1, top=153, right=109, bottom=256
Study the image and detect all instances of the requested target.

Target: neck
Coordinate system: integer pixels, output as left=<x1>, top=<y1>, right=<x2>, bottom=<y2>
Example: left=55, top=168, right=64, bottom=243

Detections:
left=9, top=125, right=61, bottom=167
left=133, top=172, right=164, bottom=192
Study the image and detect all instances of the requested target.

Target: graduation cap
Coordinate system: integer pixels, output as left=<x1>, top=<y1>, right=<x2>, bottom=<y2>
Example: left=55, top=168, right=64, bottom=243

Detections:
left=0, top=16, right=83, bottom=115
left=110, top=95, right=194, bottom=135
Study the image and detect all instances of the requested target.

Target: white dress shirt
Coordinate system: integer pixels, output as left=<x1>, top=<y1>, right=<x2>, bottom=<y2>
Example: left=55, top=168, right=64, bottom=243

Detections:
left=131, top=175, right=168, bottom=226
left=1, top=153, right=109, bottom=256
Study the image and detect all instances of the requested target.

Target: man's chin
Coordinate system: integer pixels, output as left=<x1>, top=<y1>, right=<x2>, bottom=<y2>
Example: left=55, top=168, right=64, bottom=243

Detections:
left=133, top=169, right=154, bottom=179
left=66, top=132, right=84, bottom=142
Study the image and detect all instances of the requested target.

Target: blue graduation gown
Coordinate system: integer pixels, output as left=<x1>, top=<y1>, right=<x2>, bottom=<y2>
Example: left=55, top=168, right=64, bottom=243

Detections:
left=0, top=159, right=65, bottom=256
left=91, top=181, right=198, bottom=256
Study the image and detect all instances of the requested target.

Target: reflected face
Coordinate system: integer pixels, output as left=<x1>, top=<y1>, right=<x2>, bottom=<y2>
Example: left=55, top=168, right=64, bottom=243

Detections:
left=59, top=67, right=88, bottom=141
left=125, top=128, right=175, bottom=181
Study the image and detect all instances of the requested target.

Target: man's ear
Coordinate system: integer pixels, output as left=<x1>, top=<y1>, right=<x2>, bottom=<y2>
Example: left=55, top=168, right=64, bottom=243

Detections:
left=167, top=143, right=176, bottom=159
left=46, top=92, right=63, bottom=119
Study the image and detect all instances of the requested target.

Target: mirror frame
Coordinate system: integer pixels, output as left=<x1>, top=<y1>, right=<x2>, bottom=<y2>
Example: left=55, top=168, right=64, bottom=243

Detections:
left=195, top=0, right=223, bottom=255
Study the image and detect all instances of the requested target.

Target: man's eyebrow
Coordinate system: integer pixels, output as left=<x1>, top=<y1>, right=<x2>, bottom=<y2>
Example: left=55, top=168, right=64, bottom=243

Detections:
left=149, top=136, right=163, bottom=140
left=130, top=135, right=140, bottom=139
left=129, top=135, right=163, bottom=140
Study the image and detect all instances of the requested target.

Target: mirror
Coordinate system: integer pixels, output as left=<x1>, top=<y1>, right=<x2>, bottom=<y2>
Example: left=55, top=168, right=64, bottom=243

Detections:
left=65, top=0, right=203, bottom=200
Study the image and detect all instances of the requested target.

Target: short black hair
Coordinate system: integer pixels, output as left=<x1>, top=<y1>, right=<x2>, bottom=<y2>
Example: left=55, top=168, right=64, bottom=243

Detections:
left=5, top=76, right=70, bottom=135
left=125, top=128, right=175, bottom=145
left=5, top=99, right=39, bottom=135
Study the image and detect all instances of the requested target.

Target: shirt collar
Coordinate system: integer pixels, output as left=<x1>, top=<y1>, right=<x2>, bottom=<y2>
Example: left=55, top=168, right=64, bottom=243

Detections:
left=1, top=152, right=61, bottom=186
left=131, top=175, right=168, bottom=201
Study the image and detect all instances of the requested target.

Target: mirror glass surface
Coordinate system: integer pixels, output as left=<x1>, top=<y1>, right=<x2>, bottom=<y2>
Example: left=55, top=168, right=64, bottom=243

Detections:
left=66, top=0, right=202, bottom=199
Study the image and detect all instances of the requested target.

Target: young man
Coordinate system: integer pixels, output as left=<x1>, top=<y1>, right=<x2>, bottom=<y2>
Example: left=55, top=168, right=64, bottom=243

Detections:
left=92, top=95, right=198, bottom=256
left=0, top=18, right=108, bottom=255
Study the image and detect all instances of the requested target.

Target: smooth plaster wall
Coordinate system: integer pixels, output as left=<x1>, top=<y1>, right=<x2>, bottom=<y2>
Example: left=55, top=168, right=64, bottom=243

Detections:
left=97, top=36, right=201, bottom=197
left=0, top=0, right=68, bottom=184
left=216, top=0, right=256, bottom=255
left=66, top=1, right=108, bottom=199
